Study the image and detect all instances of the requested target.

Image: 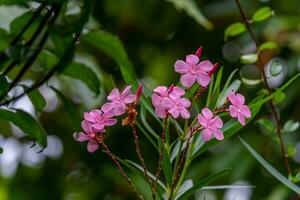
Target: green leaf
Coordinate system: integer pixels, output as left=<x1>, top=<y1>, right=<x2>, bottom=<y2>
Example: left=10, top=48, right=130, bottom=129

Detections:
left=81, top=31, right=137, bottom=87
left=239, top=137, right=300, bottom=193
left=240, top=53, right=258, bottom=64
left=62, top=62, right=101, bottom=94
left=257, top=118, right=275, bottom=132
left=259, top=41, right=279, bottom=52
left=51, top=87, right=81, bottom=130
left=27, top=88, right=46, bottom=113
left=176, top=169, right=231, bottom=200
left=283, top=120, right=300, bottom=133
left=270, top=59, right=283, bottom=76
left=252, top=7, right=273, bottom=22
left=287, top=143, right=296, bottom=157
left=0, top=109, right=47, bottom=147
left=273, top=91, right=286, bottom=104
left=161, top=148, right=173, bottom=186
left=0, top=74, right=9, bottom=97
left=166, top=0, right=213, bottom=30
left=224, top=22, right=246, bottom=41
left=37, top=50, right=59, bottom=70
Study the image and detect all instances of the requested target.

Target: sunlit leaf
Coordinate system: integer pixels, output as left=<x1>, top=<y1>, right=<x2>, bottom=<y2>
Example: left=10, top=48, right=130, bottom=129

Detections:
left=224, top=22, right=245, bottom=41
left=239, top=137, right=300, bottom=193
left=283, top=120, right=300, bottom=133
left=252, top=7, right=273, bottom=22
left=259, top=41, right=279, bottom=52
left=62, top=62, right=101, bottom=94
left=166, top=0, right=213, bottom=30
left=0, top=109, right=47, bottom=147
left=176, top=169, right=231, bottom=200
left=240, top=53, right=258, bottom=64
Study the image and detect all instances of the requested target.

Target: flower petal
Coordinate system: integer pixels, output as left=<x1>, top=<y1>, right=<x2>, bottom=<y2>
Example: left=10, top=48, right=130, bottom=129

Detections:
left=168, top=108, right=180, bottom=118
left=101, top=103, right=113, bottom=112
left=180, top=73, right=196, bottom=88
left=236, top=93, right=245, bottom=105
left=229, top=105, right=239, bottom=118
left=241, top=105, right=251, bottom=118
left=197, top=114, right=207, bottom=127
left=172, top=86, right=185, bottom=96
left=201, top=129, right=213, bottom=141
left=152, top=93, right=163, bottom=107
left=186, top=54, right=199, bottom=65
left=105, top=118, right=118, bottom=126
left=73, top=132, right=89, bottom=142
left=87, top=140, right=99, bottom=153
left=202, top=108, right=213, bottom=120
left=155, top=106, right=167, bottom=118
left=122, top=85, right=132, bottom=96
left=124, top=94, right=136, bottom=104
left=213, top=129, right=224, bottom=140
left=81, top=120, right=93, bottom=133
left=238, top=113, right=246, bottom=126
left=174, top=60, right=191, bottom=73
left=211, top=116, right=223, bottom=129
left=180, top=108, right=190, bottom=119
left=153, top=86, right=168, bottom=95
left=197, top=60, right=213, bottom=71
left=178, top=98, right=191, bottom=108
left=113, top=103, right=126, bottom=116
left=196, top=74, right=211, bottom=87
left=107, top=88, right=120, bottom=101
left=93, top=123, right=105, bottom=131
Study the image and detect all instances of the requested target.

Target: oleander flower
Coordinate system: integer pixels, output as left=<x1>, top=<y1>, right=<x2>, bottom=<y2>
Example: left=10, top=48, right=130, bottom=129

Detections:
left=174, top=54, right=213, bottom=88
left=162, top=93, right=191, bottom=119
left=228, top=91, right=251, bottom=126
left=152, top=85, right=185, bottom=118
left=197, top=108, right=224, bottom=141
left=102, top=85, right=136, bottom=116
left=84, top=109, right=117, bottom=131
left=73, top=120, right=102, bottom=153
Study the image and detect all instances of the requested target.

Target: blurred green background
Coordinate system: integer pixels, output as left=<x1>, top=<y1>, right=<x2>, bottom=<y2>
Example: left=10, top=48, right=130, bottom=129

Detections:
left=0, top=0, right=300, bottom=199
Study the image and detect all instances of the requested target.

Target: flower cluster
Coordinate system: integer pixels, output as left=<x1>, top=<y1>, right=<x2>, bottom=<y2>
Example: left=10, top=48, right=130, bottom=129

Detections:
left=73, top=86, right=138, bottom=152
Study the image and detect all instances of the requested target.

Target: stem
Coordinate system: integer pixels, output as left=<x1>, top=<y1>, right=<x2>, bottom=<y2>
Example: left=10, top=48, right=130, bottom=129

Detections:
left=101, top=141, right=144, bottom=200
left=154, top=116, right=169, bottom=196
left=132, top=124, right=155, bottom=199
left=234, top=0, right=292, bottom=177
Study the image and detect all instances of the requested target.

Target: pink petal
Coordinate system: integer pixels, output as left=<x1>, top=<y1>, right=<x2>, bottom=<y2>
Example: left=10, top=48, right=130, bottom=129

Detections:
left=87, top=140, right=99, bottom=153
left=152, top=93, right=163, bottom=107
left=153, top=86, right=168, bottom=95
left=155, top=106, right=167, bottom=118
left=84, top=110, right=100, bottom=123
left=180, top=108, right=190, bottom=119
left=197, top=60, right=213, bottom=71
left=93, top=123, right=105, bottom=131
left=197, top=114, right=207, bottom=127
left=186, top=54, right=199, bottom=65
left=73, top=132, right=89, bottom=142
left=168, top=108, right=180, bottom=118
left=124, top=94, right=136, bottom=104
left=180, top=73, right=196, bottom=88
left=107, top=88, right=120, bottom=101
left=122, top=85, right=132, bottom=96
left=202, top=108, right=213, bottom=120
left=81, top=120, right=93, bottom=133
left=113, top=103, right=126, bottom=116
left=196, top=74, right=211, bottom=87
left=238, top=114, right=246, bottom=126
left=241, top=105, right=251, bottom=118
left=174, top=60, right=191, bottom=73
left=213, top=129, right=224, bottom=140
left=102, top=110, right=115, bottom=119
left=201, top=129, right=213, bottom=141
left=227, top=92, right=237, bottom=105
left=236, top=93, right=245, bottom=105
left=211, top=116, right=223, bottom=129
left=178, top=98, right=191, bottom=108
left=229, top=105, right=238, bottom=118
left=172, top=86, right=185, bottom=96
left=101, top=103, right=113, bottom=112
left=162, top=97, right=174, bottom=109
left=105, top=118, right=118, bottom=126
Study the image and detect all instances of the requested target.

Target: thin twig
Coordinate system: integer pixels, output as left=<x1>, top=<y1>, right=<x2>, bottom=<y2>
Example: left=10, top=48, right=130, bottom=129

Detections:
left=131, top=124, right=155, bottom=199
left=101, top=141, right=144, bottom=200
left=234, top=0, right=292, bottom=177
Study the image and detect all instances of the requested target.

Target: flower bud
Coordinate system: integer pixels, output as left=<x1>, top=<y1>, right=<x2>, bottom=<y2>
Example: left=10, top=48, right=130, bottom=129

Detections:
left=195, top=46, right=203, bottom=58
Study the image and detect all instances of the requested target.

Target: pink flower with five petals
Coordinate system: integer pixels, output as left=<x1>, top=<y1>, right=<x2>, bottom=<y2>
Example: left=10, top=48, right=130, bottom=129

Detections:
left=197, top=108, right=224, bottom=141
left=73, top=120, right=101, bottom=153
left=174, top=54, right=213, bottom=88
left=152, top=85, right=185, bottom=118
left=84, top=109, right=117, bottom=131
left=101, top=85, right=136, bottom=116
left=228, top=91, right=251, bottom=126
left=162, top=93, right=191, bottom=119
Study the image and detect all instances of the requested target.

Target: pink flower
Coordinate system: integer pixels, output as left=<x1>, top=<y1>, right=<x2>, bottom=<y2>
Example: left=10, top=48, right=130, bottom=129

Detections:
left=228, top=91, right=251, bottom=126
left=101, top=85, right=136, bottom=116
left=84, top=109, right=117, bottom=131
left=197, top=108, right=224, bottom=141
left=73, top=120, right=101, bottom=153
left=152, top=85, right=185, bottom=118
left=162, top=93, right=191, bottom=119
left=174, top=54, right=213, bottom=88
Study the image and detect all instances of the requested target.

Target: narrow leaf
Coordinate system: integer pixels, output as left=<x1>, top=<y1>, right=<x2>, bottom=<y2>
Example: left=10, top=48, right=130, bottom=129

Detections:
left=224, top=22, right=246, bottom=41
left=27, top=88, right=46, bottom=113
left=252, top=7, right=273, bottom=22
left=239, top=137, right=300, bottom=193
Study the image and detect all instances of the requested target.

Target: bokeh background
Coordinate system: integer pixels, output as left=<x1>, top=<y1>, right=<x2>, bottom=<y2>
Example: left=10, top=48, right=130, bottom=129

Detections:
left=0, top=0, right=300, bottom=199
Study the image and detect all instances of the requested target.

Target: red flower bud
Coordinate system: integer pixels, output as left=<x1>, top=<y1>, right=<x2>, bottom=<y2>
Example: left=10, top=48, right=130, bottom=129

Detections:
left=208, top=63, right=219, bottom=77
left=195, top=46, right=203, bottom=58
